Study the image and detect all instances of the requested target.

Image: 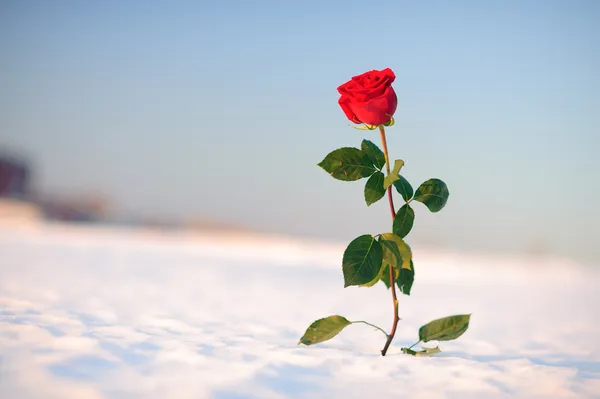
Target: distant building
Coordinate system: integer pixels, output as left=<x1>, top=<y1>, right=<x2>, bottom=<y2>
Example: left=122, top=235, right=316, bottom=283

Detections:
left=0, top=154, right=41, bottom=226
left=39, top=195, right=110, bottom=223
left=0, top=152, right=111, bottom=224
left=0, top=155, right=31, bottom=200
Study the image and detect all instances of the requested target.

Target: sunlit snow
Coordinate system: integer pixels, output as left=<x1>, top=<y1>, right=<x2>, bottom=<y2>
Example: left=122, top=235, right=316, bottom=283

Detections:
left=1, top=225, right=599, bottom=399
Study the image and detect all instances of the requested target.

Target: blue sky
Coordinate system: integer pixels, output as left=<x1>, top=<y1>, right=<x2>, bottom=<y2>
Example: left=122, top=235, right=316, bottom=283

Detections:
left=1, top=0, right=598, bottom=263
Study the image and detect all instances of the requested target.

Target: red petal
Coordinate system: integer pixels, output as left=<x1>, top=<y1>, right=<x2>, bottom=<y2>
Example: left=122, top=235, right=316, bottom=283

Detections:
left=338, top=96, right=362, bottom=124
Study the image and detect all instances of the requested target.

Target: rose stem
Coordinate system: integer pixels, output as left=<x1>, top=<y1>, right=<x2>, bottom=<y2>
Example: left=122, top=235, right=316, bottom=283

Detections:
left=379, top=125, right=400, bottom=357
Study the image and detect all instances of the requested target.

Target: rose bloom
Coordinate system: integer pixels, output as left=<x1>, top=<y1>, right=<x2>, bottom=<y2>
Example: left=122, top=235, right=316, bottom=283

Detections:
left=337, top=68, right=398, bottom=126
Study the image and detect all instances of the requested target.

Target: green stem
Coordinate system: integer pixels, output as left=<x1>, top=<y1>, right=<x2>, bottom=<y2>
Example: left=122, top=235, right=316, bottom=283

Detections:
left=379, top=125, right=401, bottom=357
left=350, top=320, right=389, bottom=338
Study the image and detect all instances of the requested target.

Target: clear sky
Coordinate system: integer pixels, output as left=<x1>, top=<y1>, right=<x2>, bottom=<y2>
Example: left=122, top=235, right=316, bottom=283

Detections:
left=1, top=0, right=599, bottom=263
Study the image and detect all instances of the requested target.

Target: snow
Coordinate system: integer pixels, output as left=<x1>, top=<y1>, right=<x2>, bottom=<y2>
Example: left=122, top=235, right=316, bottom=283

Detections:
left=1, top=224, right=599, bottom=399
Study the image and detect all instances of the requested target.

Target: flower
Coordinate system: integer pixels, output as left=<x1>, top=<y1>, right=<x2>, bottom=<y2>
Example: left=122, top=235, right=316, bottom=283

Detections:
left=337, top=68, right=398, bottom=127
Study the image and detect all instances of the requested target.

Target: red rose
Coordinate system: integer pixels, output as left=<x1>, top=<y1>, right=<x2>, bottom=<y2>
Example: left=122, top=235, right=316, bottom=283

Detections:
left=337, top=68, right=398, bottom=126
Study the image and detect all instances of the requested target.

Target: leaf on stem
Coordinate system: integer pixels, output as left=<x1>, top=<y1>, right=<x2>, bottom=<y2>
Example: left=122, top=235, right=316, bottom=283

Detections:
left=298, top=315, right=351, bottom=346
left=414, top=178, right=450, bottom=212
left=383, top=159, right=404, bottom=189
left=378, top=233, right=412, bottom=270
left=342, top=235, right=383, bottom=287
left=397, top=260, right=415, bottom=295
left=393, top=204, right=415, bottom=238
left=359, top=259, right=388, bottom=287
left=401, top=346, right=441, bottom=356
left=393, top=175, right=414, bottom=202
left=364, top=172, right=386, bottom=206
left=361, top=140, right=386, bottom=170
left=419, top=314, right=471, bottom=343
left=318, top=147, right=377, bottom=181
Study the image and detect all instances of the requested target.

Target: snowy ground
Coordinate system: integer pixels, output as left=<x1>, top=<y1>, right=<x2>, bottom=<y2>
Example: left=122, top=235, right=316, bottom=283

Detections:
left=0, top=224, right=599, bottom=399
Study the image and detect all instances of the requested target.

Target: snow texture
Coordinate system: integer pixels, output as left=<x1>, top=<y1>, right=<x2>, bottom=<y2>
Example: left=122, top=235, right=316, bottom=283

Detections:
left=1, top=225, right=599, bottom=399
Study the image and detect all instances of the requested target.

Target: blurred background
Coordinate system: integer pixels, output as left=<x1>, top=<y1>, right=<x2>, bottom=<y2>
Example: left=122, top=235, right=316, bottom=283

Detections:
left=1, top=0, right=598, bottom=265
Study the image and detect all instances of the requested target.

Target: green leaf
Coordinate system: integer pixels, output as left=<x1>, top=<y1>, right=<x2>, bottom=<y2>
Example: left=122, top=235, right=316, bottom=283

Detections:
left=342, top=235, right=383, bottom=287
left=364, top=172, right=386, bottom=206
left=401, top=346, right=441, bottom=356
left=419, top=346, right=441, bottom=355
left=359, top=259, right=387, bottom=287
left=361, top=140, right=385, bottom=170
left=397, top=260, right=415, bottom=295
left=383, top=159, right=404, bottom=189
left=318, top=147, right=377, bottom=181
left=413, top=178, right=450, bottom=212
left=298, top=315, right=351, bottom=346
left=393, top=175, right=414, bottom=202
left=378, top=233, right=412, bottom=270
left=359, top=274, right=380, bottom=287
left=401, top=347, right=418, bottom=356
left=393, top=204, right=415, bottom=238
left=419, top=314, right=471, bottom=343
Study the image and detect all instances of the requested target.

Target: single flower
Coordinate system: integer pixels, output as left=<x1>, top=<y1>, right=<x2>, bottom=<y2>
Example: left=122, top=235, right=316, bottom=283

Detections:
left=337, top=68, right=398, bottom=127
